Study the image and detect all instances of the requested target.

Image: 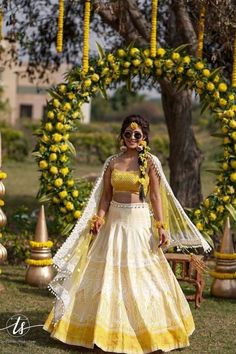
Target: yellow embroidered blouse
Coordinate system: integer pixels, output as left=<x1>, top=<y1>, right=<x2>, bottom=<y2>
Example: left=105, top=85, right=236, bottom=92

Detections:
left=111, top=168, right=150, bottom=195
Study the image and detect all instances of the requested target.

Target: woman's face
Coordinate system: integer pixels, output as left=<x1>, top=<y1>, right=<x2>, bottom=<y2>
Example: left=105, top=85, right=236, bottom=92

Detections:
left=123, top=125, right=144, bottom=149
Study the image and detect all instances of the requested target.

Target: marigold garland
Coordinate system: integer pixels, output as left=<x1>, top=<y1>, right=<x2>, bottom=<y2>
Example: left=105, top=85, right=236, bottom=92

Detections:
left=232, top=28, right=236, bottom=88
left=56, top=0, right=64, bottom=53
left=83, top=0, right=91, bottom=74
left=34, top=45, right=236, bottom=239
left=29, top=240, right=54, bottom=248
left=196, top=5, right=206, bottom=59
left=209, top=270, right=236, bottom=279
left=150, top=0, right=158, bottom=57
left=25, top=258, right=53, bottom=266
left=214, top=251, right=236, bottom=260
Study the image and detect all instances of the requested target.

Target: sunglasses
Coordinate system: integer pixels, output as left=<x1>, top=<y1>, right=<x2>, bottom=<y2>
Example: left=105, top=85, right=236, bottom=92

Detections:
left=123, top=131, right=143, bottom=140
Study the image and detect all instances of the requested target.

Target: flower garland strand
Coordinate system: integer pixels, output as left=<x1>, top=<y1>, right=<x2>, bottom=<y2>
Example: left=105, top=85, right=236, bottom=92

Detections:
left=83, top=0, right=91, bottom=74
left=232, top=28, right=236, bottom=88
left=214, top=251, right=236, bottom=260
left=56, top=0, right=64, bottom=53
left=30, top=240, right=54, bottom=248
left=196, top=4, right=206, bottom=59
left=25, top=258, right=53, bottom=266
left=150, top=0, right=158, bottom=57
left=209, top=270, right=236, bottom=279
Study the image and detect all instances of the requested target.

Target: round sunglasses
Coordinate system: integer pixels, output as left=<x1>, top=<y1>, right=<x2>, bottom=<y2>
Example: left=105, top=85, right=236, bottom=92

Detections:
left=123, top=131, right=143, bottom=140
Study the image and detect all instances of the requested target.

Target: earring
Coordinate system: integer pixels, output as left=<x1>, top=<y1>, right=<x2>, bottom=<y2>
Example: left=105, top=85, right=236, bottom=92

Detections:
left=120, top=138, right=127, bottom=152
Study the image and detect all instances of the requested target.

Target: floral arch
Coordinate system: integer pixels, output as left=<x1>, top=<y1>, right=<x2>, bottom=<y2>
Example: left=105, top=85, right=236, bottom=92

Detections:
left=34, top=45, right=236, bottom=243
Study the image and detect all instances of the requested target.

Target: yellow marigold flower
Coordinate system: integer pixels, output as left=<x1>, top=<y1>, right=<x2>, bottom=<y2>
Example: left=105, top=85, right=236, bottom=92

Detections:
left=54, top=178, right=63, bottom=187
left=203, top=198, right=210, bottom=208
left=50, top=145, right=58, bottom=152
left=231, top=132, right=236, bottom=141
left=196, top=222, right=203, bottom=231
left=216, top=205, right=224, bottom=213
left=67, top=179, right=75, bottom=187
left=63, top=133, right=70, bottom=141
left=60, top=167, right=69, bottom=176
left=206, top=82, right=215, bottom=91
left=117, top=49, right=126, bottom=57
left=72, top=190, right=79, bottom=198
left=56, top=122, right=64, bottom=131
left=104, top=77, right=112, bottom=85
left=171, top=52, right=180, bottom=61
left=0, top=172, right=7, bottom=179
left=39, top=145, right=46, bottom=153
left=145, top=58, right=153, bottom=67
left=229, top=119, right=236, bottom=128
left=52, top=133, right=63, bottom=143
left=91, top=73, right=100, bottom=82
left=101, top=67, right=109, bottom=76
left=45, top=122, right=53, bottom=132
left=130, top=48, right=140, bottom=57
left=186, top=69, right=194, bottom=77
left=228, top=94, right=235, bottom=101
left=52, top=197, right=60, bottom=204
left=67, top=92, right=76, bottom=100
left=72, top=111, right=80, bottom=119
left=143, top=49, right=150, bottom=57
left=39, top=160, right=48, bottom=169
left=195, top=62, right=204, bottom=70
left=202, top=69, right=211, bottom=77
left=230, top=172, right=236, bottom=182
left=65, top=201, right=74, bottom=211
left=49, top=153, right=57, bottom=162
left=177, top=66, right=184, bottom=73
left=222, top=162, right=229, bottom=170
left=218, top=83, right=228, bottom=92
left=213, top=75, right=220, bottom=83
left=225, top=110, right=235, bottom=118
left=139, top=178, right=146, bottom=185
left=60, top=155, right=68, bottom=163
left=74, top=210, right=81, bottom=219
left=123, top=61, right=131, bottom=69
left=213, top=91, right=220, bottom=99
left=209, top=212, right=217, bottom=221
left=157, top=48, right=166, bottom=57
left=0, top=200, right=5, bottom=207
left=41, top=134, right=50, bottom=143
left=132, top=59, right=141, bottom=67
left=130, top=122, right=138, bottom=130
left=84, top=79, right=92, bottom=87
left=182, top=56, right=191, bottom=64
left=57, top=112, right=65, bottom=121
left=140, top=140, right=147, bottom=147
left=230, top=160, right=236, bottom=168
left=165, top=59, right=174, bottom=69
left=156, top=69, right=162, bottom=76
left=60, top=207, right=67, bottom=213
left=60, top=144, right=68, bottom=152
left=47, top=111, right=55, bottom=119
left=194, top=209, right=201, bottom=217
left=53, top=99, right=60, bottom=108
left=232, top=198, right=236, bottom=205
left=222, top=195, right=230, bottom=203
left=227, top=185, right=235, bottom=194
left=58, top=84, right=67, bottom=93
left=63, top=102, right=72, bottom=111
left=219, top=98, right=227, bottom=107
left=59, top=190, right=68, bottom=199
left=0, top=233, right=2, bottom=238
left=223, top=137, right=230, bottom=144
left=50, top=166, right=58, bottom=175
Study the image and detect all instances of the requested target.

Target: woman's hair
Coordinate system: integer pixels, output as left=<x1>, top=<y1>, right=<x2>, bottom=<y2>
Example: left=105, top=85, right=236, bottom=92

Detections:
left=119, top=114, right=150, bottom=202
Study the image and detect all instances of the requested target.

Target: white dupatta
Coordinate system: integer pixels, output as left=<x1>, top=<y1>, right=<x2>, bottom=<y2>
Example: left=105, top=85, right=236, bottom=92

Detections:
left=48, top=152, right=211, bottom=325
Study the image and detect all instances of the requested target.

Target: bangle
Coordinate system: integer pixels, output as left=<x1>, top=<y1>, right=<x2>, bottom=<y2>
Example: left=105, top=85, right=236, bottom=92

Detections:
left=90, top=214, right=105, bottom=229
left=154, top=219, right=167, bottom=230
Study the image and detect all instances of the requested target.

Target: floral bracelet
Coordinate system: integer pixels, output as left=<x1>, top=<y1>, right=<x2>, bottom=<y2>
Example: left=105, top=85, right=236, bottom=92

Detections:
left=154, top=219, right=168, bottom=230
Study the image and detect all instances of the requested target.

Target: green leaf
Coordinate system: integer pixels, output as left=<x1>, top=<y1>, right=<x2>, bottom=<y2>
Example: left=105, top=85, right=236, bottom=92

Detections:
left=209, top=67, right=225, bottom=78
left=211, top=133, right=225, bottom=138
left=127, top=40, right=136, bottom=52
left=31, top=151, right=42, bottom=158
left=66, top=141, right=77, bottom=157
left=96, top=42, right=105, bottom=60
left=225, top=204, right=236, bottom=221
left=61, top=223, right=75, bottom=236
left=47, top=89, right=63, bottom=100
left=174, top=43, right=190, bottom=53
left=202, top=231, right=215, bottom=248
left=99, top=85, right=108, bottom=100
left=38, top=193, right=54, bottom=203
left=200, top=101, right=210, bottom=114
left=205, top=169, right=221, bottom=175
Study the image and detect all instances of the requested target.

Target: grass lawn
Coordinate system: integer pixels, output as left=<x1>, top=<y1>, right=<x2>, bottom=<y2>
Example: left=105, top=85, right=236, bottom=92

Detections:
left=0, top=264, right=235, bottom=354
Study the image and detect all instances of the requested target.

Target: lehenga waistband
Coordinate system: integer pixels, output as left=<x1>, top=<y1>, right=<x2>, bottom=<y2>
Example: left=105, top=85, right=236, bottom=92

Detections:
left=110, top=200, right=149, bottom=208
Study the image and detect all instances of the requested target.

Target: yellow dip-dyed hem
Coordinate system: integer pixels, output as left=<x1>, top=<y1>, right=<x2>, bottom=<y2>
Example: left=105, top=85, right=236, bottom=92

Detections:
left=43, top=309, right=195, bottom=354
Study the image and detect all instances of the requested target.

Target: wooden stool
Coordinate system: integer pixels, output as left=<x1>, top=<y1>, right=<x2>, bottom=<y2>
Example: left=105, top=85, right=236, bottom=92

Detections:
left=165, top=253, right=205, bottom=308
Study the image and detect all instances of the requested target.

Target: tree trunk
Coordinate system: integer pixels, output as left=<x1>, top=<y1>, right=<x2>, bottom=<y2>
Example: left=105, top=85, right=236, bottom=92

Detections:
left=161, top=82, right=204, bottom=207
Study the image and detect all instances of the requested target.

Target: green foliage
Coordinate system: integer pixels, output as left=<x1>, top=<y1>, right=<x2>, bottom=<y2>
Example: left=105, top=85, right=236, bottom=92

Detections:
left=0, top=122, right=29, bottom=161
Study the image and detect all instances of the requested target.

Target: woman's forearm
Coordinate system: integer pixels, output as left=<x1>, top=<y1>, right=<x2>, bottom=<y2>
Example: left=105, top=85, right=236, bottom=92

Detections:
left=97, top=192, right=112, bottom=218
left=150, top=194, right=164, bottom=222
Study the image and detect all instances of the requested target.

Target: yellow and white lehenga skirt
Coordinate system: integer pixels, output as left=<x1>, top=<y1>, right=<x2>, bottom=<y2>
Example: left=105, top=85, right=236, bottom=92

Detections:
left=43, top=200, right=195, bottom=353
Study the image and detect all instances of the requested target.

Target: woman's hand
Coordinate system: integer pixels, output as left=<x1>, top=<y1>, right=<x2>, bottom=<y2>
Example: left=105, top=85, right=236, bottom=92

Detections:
left=90, top=219, right=104, bottom=236
left=158, top=228, right=169, bottom=248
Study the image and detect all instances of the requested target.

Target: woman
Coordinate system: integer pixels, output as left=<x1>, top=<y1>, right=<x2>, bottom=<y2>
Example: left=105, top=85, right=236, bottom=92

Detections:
left=43, top=115, right=211, bottom=353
